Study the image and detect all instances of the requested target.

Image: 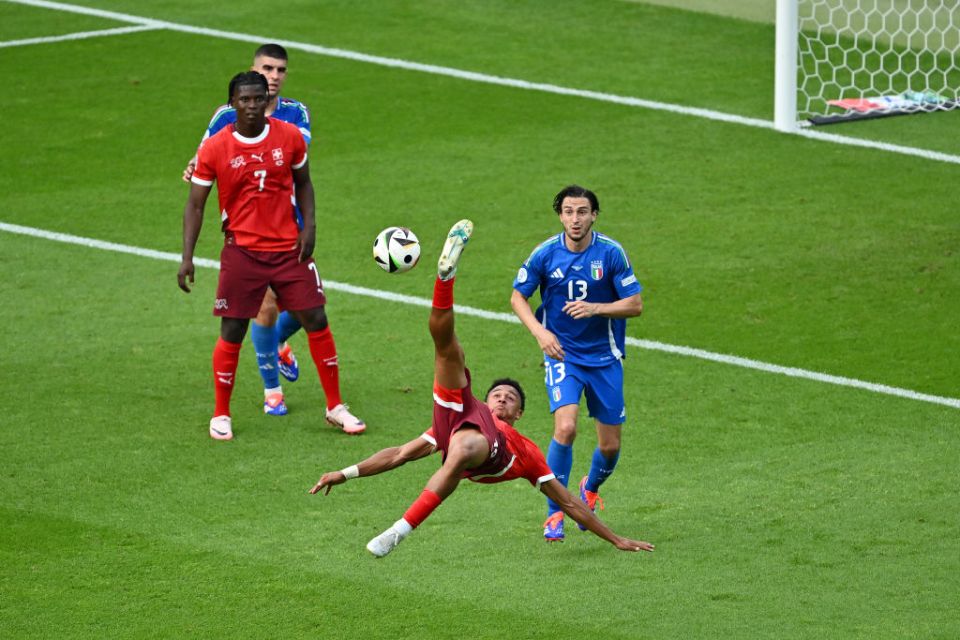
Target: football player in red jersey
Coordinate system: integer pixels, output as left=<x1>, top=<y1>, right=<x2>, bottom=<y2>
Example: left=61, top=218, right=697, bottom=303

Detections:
left=178, top=71, right=361, bottom=440
left=309, top=220, right=655, bottom=557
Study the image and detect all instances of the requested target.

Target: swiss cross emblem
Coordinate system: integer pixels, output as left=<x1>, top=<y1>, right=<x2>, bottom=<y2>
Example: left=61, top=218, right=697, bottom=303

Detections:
left=230, top=155, right=245, bottom=169
left=272, top=148, right=284, bottom=165
left=590, top=260, right=604, bottom=281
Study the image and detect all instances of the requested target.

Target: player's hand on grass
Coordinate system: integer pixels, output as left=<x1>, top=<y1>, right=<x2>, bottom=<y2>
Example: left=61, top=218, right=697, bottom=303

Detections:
left=177, top=259, right=195, bottom=293
left=309, top=471, right=345, bottom=496
left=615, top=537, right=655, bottom=552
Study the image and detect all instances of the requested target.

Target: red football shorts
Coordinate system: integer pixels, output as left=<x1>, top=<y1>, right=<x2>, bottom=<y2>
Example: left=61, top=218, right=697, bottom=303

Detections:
left=214, top=244, right=326, bottom=318
left=431, top=373, right=511, bottom=478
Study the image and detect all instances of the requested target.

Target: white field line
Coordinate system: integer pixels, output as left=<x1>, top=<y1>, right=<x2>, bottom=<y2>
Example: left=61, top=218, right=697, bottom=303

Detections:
left=2, top=220, right=958, bottom=411
left=0, top=24, right=160, bottom=48
left=7, top=0, right=960, bottom=165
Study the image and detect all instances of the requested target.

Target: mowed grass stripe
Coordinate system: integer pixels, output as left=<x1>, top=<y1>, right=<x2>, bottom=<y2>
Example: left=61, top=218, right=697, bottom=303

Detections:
left=3, top=220, right=957, bottom=411
left=8, top=0, right=960, bottom=165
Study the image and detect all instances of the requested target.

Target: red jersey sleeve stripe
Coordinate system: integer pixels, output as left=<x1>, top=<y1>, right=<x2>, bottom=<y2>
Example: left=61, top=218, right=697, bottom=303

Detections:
left=535, top=473, right=556, bottom=489
left=292, top=153, right=307, bottom=170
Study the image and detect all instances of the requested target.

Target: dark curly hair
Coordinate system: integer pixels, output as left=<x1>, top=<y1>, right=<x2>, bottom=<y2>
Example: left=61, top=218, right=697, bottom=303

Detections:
left=552, top=184, right=600, bottom=215
left=227, top=71, right=268, bottom=104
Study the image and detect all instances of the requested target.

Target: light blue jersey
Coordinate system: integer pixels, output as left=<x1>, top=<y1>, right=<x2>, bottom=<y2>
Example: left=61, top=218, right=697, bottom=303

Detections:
left=200, top=96, right=311, bottom=145
left=513, top=231, right=642, bottom=367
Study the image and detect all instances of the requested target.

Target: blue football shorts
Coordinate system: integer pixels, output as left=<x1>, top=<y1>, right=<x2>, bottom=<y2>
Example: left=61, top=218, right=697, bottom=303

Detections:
left=543, top=356, right=626, bottom=425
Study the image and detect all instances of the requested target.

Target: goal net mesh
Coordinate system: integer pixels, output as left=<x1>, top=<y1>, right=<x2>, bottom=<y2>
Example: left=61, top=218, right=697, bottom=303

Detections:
left=798, top=0, right=960, bottom=124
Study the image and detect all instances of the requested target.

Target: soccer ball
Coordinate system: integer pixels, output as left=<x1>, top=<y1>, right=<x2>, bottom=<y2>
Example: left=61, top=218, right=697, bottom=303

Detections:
left=373, top=226, right=421, bottom=273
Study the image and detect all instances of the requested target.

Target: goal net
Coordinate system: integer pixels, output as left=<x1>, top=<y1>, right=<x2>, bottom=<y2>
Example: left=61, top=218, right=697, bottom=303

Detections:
left=775, top=0, right=960, bottom=129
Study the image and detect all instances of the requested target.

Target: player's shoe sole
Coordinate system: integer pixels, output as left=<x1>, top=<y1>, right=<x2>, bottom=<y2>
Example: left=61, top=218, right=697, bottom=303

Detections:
left=263, top=393, right=288, bottom=416
left=577, top=476, right=604, bottom=530
left=543, top=511, right=565, bottom=542
left=437, top=219, right=473, bottom=280
left=325, top=403, right=366, bottom=435
left=278, top=343, right=299, bottom=382
left=209, top=415, right=233, bottom=441
left=366, top=527, right=405, bottom=558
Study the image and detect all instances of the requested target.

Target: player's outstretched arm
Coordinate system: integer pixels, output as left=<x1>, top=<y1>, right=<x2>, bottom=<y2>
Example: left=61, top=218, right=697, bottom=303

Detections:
left=178, top=182, right=211, bottom=293
left=540, top=478, right=654, bottom=552
left=309, top=437, right=435, bottom=496
left=510, top=289, right=565, bottom=360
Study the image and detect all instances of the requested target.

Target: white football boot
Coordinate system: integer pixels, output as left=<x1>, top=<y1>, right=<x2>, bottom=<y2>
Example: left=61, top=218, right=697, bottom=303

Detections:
left=437, top=219, right=473, bottom=281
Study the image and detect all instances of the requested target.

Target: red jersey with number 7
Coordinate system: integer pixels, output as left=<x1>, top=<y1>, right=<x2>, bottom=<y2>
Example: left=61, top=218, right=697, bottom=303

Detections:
left=192, top=118, right=308, bottom=251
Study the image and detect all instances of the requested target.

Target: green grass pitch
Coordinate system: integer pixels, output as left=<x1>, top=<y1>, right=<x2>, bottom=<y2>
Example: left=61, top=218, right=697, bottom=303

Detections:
left=1, top=1, right=958, bottom=638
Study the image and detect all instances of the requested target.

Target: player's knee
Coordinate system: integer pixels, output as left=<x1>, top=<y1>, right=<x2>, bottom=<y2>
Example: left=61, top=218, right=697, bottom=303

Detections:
left=298, top=306, right=328, bottom=332
left=449, top=429, right=487, bottom=466
left=553, top=420, right=577, bottom=443
left=257, top=293, right=279, bottom=325
left=220, top=318, right=248, bottom=343
left=599, top=443, right=620, bottom=459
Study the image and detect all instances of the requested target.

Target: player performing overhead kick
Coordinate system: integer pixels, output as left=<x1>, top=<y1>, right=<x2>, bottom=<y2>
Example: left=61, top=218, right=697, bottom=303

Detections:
left=309, top=220, right=655, bottom=557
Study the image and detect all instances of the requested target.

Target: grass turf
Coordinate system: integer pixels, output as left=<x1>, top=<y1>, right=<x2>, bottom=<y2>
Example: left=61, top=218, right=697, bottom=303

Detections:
left=2, top=1, right=959, bottom=638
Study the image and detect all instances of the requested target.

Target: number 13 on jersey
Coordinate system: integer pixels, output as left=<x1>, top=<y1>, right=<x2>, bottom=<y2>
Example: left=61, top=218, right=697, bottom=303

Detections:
left=545, top=361, right=566, bottom=385
left=567, top=279, right=587, bottom=301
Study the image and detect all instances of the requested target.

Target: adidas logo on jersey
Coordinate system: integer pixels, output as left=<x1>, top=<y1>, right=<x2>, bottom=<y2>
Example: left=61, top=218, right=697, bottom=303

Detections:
left=549, top=268, right=564, bottom=279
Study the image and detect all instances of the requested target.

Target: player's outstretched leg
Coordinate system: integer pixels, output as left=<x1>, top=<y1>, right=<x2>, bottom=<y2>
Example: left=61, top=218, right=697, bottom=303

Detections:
left=431, top=220, right=473, bottom=391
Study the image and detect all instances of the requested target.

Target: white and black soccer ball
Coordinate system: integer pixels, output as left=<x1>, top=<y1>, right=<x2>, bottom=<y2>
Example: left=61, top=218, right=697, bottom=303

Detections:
left=372, top=226, right=421, bottom=273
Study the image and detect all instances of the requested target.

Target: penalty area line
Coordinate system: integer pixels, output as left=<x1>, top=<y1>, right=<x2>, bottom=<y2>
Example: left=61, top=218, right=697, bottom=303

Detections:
left=0, top=24, right=162, bottom=48
left=2, top=220, right=958, bottom=411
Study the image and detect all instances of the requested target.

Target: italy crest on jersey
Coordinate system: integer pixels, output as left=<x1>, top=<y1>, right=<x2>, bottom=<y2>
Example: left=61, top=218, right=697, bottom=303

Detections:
left=590, top=260, right=604, bottom=281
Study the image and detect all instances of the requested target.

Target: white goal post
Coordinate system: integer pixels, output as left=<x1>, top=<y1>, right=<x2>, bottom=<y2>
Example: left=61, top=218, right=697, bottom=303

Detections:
left=775, top=0, right=960, bottom=131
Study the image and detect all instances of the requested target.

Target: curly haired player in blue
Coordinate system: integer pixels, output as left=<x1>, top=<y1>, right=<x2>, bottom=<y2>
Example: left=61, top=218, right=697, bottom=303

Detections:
left=511, top=185, right=643, bottom=542
left=183, top=44, right=363, bottom=433
left=310, top=220, right=654, bottom=558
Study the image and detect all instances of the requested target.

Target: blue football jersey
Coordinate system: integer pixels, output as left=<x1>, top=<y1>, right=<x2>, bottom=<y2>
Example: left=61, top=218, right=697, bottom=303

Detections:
left=513, top=231, right=642, bottom=366
left=200, top=96, right=311, bottom=145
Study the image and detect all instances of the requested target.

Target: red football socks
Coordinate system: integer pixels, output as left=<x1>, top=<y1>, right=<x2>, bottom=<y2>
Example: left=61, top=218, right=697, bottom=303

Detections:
left=402, top=489, right=443, bottom=529
left=433, top=276, right=454, bottom=309
left=212, top=337, right=242, bottom=417
left=307, top=327, right=342, bottom=410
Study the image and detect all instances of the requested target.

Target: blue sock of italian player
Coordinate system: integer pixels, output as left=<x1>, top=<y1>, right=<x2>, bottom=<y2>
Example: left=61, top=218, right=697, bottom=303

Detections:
left=545, top=439, right=573, bottom=514
left=276, top=310, right=302, bottom=344
left=250, top=321, right=281, bottom=391
left=585, top=447, right=620, bottom=493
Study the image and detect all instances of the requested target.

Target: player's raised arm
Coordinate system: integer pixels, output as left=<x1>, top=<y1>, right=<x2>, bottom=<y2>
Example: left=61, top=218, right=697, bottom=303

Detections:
left=178, top=182, right=211, bottom=293
left=539, top=478, right=654, bottom=552
left=309, top=436, right=435, bottom=495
